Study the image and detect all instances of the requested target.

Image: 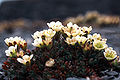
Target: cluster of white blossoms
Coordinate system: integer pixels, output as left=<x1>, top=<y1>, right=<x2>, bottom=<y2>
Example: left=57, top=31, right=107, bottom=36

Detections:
left=32, top=29, right=56, bottom=47
left=4, top=21, right=118, bottom=66
left=4, top=36, right=27, bottom=50
left=4, top=36, right=33, bottom=65
left=47, top=21, right=64, bottom=32
left=46, top=21, right=117, bottom=61
left=62, top=22, right=86, bottom=37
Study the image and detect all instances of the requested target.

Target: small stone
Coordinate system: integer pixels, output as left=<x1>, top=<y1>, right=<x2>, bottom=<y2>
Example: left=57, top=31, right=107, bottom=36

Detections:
left=106, top=71, right=119, bottom=76
left=101, top=75, right=114, bottom=80
left=50, top=79, right=57, bottom=80
left=100, top=70, right=109, bottom=76
left=79, top=78, right=87, bottom=80
left=109, top=76, right=115, bottom=79
left=100, top=71, right=106, bottom=76
left=66, top=77, right=80, bottom=80
left=66, top=77, right=86, bottom=80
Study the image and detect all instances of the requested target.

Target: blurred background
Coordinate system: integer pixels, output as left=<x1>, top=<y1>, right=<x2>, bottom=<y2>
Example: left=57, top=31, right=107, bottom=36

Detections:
left=0, top=0, right=120, bottom=69
left=0, top=0, right=120, bottom=20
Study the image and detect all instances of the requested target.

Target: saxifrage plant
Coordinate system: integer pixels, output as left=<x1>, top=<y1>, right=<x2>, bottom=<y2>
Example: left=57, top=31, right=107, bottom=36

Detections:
left=2, top=21, right=120, bottom=80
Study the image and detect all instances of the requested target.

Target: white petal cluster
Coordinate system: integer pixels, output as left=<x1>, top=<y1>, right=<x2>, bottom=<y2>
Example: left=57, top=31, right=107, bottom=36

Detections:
left=65, top=37, right=77, bottom=45
left=5, top=45, right=17, bottom=57
left=92, top=33, right=101, bottom=40
left=44, top=29, right=56, bottom=38
left=32, top=29, right=55, bottom=47
left=32, top=31, right=44, bottom=39
left=32, top=37, right=43, bottom=47
left=17, top=51, right=24, bottom=57
left=17, top=54, right=33, bottom=65
left=4, top=36, right=26, bottom=47
left=47, top=21, right=64, bottom=32
left=62, top=22, right=85, bottom=37
left=75, top=35, right=87, bottom=44
left=93, top=40, right=108, bottom=50
left=81, top=26, right=92, bottom=34
left=43, top=37, right=52, bottom=46
left=104, top=47, right=117, bottom=60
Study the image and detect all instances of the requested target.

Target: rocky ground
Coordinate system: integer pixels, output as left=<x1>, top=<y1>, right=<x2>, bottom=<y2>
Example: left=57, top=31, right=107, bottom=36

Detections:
left=0, top=25, right=120, bottom=80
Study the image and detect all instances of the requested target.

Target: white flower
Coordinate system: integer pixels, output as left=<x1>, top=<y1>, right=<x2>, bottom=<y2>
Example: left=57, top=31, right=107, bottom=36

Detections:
left=62, top=22, right=83, bottom=37
left=45, top=58, right=55, bottom=67
left=65, top=37, right=77, bottom=45
left=32, top=37, right=43, bottom=47
left=87, top=34, right=93, bottom=40
left=17, top=51, right=24, bottom=57
left=20, top=40, right=27, bottom=48
left=44, top=29, right=56, bottom=38
left=5, top=45, right=17, bottom=57
left=71, top=25, right=81, bottom=37
left=104, top=47, right=117, bottom=60
left=62, top=27, right=71, bottom=37
left=81, top=26, right=92, bottom=34
left=4, top=37, right=14, bottom=46
left=78, top=30, right=86, bottom=36
left=4, top=36, right=25, bottom=46
left=43, top=37, right=52, bottom=46
left=14, top=36, right=23, bottom=44
left=47, top=21, right=64, bottom=32
left=32, top=31, right=44, bottom=39
left=102, top=38, right=107, bottom=42
left=76, top=35, right=87, bottom=44
left=93, top=40, right=108, bottom=50
left=47, top=21, right=56, bottom=28
left=67, top=22, right=73, bottom=29
left=17, top=54, right=33, bottom=65
left=92, top=33, right=101, bottom=40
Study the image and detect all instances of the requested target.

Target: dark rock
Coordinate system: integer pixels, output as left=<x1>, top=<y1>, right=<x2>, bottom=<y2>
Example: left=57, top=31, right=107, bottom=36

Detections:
left=100, top=70, right=109, bottom=76
left=50, top=79, right=57, bottom=80
left=106, top=71, right=119, bottom=77
left=66, top=77, right=80, bottom=80
left=109, top=76, right=115, bottom=79
left=101, top=75, right=115, bottom=80
left=66, top=77, right=87, bottom=80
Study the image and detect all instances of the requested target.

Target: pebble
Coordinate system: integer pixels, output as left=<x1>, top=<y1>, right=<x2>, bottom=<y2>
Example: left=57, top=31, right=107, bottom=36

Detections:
left=101, top=75, right=115, bottom=80
left=66, top=77, right=86, bottom=80
left=106, top=71, right=119, bottom=77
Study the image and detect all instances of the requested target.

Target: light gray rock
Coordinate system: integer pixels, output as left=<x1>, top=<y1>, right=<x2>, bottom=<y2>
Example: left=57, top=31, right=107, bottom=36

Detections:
left=66, top=77, right=86, bottom=80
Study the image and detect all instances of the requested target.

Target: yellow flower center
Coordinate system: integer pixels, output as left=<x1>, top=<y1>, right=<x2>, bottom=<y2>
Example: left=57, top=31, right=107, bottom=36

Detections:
left=95, top=43, right=103, bottom=48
